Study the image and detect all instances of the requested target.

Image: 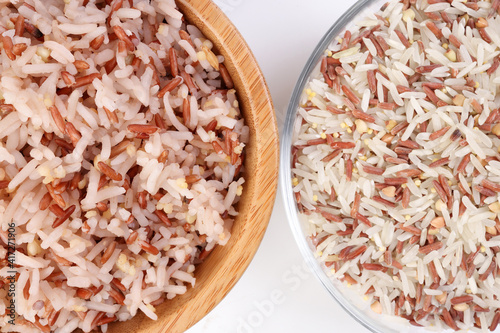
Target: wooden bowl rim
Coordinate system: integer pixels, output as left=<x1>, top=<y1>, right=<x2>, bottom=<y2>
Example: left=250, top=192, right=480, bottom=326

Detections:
left=110, top=1, right=279, bottom=332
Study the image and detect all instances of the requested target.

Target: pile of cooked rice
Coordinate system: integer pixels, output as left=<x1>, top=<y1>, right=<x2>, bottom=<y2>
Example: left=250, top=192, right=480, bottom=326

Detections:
left=292, top=0, right=500, bottom=331
left=0, top=0, right=248, bottom=332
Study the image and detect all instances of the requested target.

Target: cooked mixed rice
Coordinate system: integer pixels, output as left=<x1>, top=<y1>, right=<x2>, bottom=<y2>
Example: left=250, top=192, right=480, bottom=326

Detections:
left=0, top=0, right=248, bottom=332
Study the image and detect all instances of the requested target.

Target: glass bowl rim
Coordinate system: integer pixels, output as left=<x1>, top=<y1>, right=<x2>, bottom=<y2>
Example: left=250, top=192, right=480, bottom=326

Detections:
left=279, top=0, right=398, bottom=332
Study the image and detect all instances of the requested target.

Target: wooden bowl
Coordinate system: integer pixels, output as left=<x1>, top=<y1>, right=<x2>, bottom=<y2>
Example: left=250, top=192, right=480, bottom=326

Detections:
left=109, top=1, right=279, bottom=332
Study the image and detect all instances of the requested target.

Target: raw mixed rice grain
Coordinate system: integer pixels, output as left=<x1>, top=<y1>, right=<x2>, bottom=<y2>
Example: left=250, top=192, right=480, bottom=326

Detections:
left=292, top=0, right=500, bottom=331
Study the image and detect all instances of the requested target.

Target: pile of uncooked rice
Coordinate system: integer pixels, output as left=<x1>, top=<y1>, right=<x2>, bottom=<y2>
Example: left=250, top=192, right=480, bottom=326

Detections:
left=0, top=0, right=248, bottom=332
left=292, top=0, right=500, bottom=331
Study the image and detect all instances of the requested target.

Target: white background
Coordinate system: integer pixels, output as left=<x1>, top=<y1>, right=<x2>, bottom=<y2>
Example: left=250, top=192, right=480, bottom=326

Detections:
left=188, top=0, right=370, bottom=332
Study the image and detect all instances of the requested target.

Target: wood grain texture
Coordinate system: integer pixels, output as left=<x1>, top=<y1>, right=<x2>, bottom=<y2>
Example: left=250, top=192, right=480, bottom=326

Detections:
left=109, top=0, right=279, bottom=332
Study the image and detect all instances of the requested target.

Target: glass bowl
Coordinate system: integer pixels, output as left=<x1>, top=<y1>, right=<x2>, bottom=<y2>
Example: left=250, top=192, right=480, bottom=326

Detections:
left=281, top=0, right=432, bottom=332
left=108, top=1, right=279, bottom=333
